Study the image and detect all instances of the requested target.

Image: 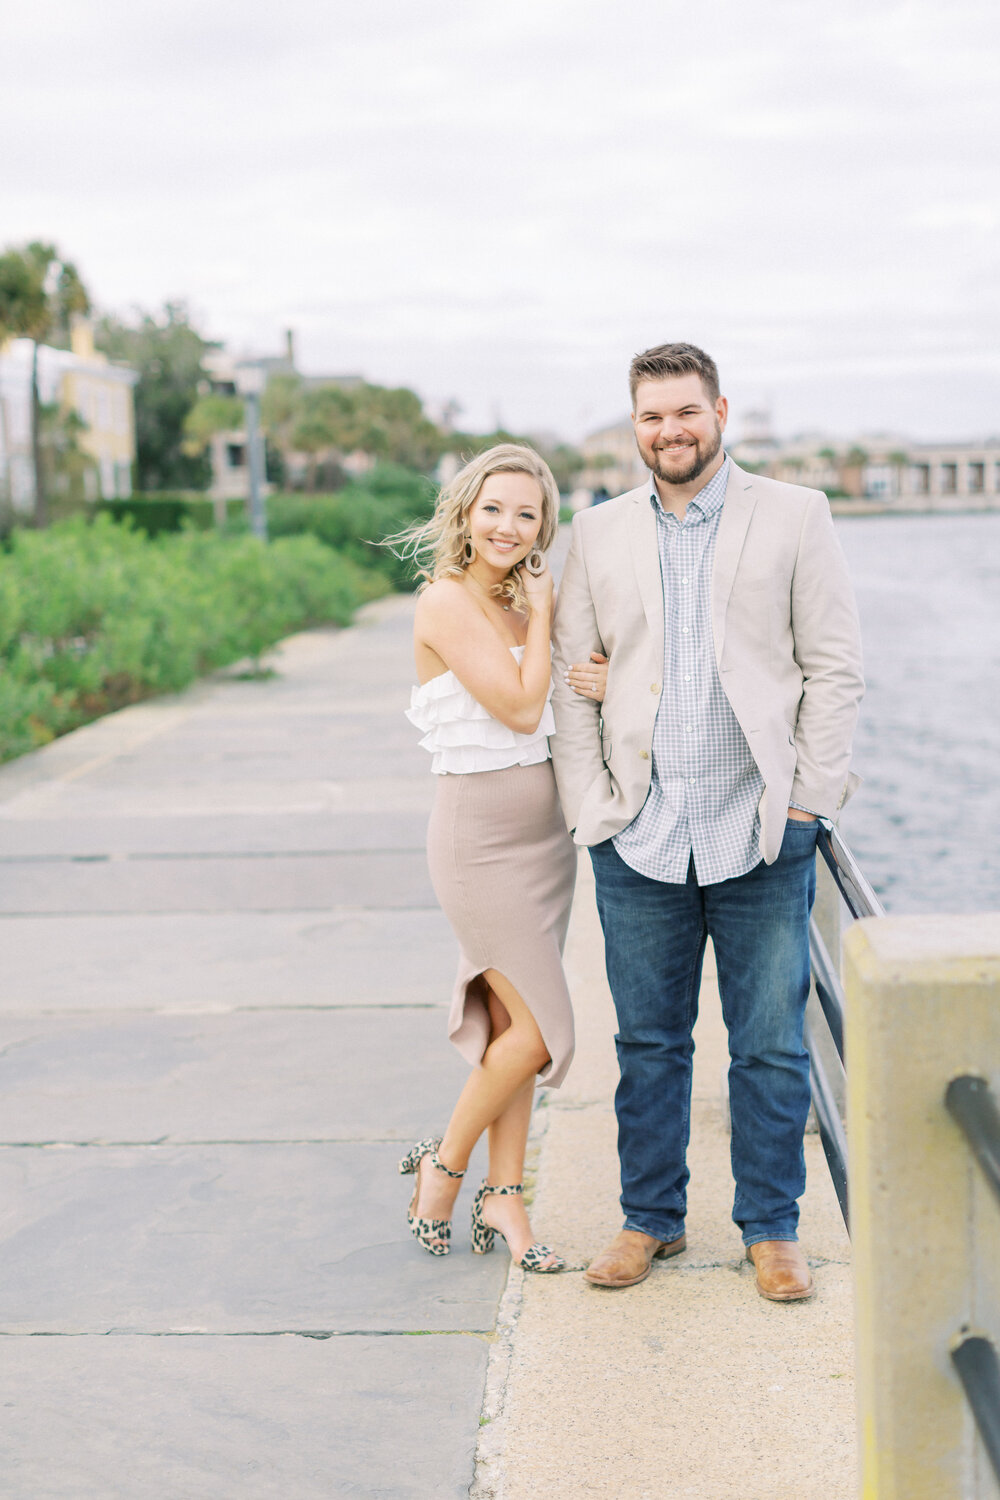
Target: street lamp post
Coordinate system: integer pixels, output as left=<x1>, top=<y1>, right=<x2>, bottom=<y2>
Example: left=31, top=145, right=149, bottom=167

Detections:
left=235, top=363, right=267, bottom=541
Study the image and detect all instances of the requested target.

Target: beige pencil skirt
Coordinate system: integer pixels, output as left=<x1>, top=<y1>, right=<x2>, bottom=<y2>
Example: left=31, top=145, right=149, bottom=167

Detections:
left=426, top=759, right=577, bottom=1088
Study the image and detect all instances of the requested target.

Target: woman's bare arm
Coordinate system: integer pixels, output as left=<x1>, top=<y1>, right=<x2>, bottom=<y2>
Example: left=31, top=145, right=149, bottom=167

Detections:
left=414, top=571, right=554, bottom=734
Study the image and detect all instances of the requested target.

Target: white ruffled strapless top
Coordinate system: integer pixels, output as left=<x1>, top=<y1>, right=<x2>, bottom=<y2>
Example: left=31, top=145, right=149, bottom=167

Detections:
left=406, top=645, right=555, bottom=775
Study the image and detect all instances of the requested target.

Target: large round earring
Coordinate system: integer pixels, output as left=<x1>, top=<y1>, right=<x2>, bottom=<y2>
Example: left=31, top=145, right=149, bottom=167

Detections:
left=462, top=536, right=476, bottom=565
left=523, top=547, right=545, bottom=576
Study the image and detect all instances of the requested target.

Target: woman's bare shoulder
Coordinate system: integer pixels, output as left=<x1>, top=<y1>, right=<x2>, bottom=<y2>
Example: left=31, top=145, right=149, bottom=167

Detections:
left=415, top=577, right=475, bottom=626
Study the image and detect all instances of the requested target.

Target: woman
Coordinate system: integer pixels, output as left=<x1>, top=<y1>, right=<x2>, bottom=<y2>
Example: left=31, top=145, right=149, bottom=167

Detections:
left=398, top=444, right=606, bottom=1273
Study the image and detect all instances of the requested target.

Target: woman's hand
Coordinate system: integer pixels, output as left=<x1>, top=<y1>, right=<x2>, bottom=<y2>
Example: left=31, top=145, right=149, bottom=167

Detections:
left=520, top=563, right=554, bottom=615
left=565, top=651, right=609, bottom=703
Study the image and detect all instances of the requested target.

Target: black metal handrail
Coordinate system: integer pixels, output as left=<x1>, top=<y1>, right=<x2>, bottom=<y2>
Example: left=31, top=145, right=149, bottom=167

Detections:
left=804, top=817, right=883, bottom=1234
left=945, top=1075, right=1000, bottom=1214
left=816, top=818, right=885, bottom=922
left=952, top=1334, right=1000, bottom=1486
left=945, top=1075, right=1000, bottom=1486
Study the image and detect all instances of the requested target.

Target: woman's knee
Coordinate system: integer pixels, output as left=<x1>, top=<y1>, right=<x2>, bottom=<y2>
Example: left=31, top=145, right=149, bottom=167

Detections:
left=505, top=1019, right=550, bottom=1075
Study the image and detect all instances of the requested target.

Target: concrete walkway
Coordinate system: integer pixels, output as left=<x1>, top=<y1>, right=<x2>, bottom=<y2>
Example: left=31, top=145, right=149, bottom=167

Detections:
left=0, top=591, right=856, bottom=1498
left=0, top=595, right=503, bottom=1498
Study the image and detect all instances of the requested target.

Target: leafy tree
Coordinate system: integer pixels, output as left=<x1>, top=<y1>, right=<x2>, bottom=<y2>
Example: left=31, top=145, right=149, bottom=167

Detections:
left=449, top=426, right=583, bottom=494
left=0, top=241, right=90, bottom=526
left=181, top=394, right=244, bottom=457
left=95, top=302, right=213, bottom=491
left=262, top=379, right=447, bottom=488
left=540, top=442, right=584, bottom=493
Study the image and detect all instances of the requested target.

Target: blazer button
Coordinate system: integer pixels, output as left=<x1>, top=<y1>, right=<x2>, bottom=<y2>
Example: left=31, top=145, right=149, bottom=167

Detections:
left=639, top=749, right=650, bottom=760
left=650, top=682, right=660, bottom=694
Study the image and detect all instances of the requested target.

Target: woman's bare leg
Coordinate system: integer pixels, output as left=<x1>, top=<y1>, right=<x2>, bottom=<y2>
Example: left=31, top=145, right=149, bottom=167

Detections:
left=481, top=1072, right=557, bottom=1264
left=416, top=971, right=554, bottom=1263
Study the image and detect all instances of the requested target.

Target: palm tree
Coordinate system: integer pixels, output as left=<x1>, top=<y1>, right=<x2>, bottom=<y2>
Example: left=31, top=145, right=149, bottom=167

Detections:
left=888, top=449, right=910, bottom=500
left=0, top=242, right=90, bottom=527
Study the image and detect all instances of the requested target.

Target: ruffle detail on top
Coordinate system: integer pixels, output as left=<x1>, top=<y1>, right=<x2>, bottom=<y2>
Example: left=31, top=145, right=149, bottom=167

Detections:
left=406, top=645, right=555, bottom=775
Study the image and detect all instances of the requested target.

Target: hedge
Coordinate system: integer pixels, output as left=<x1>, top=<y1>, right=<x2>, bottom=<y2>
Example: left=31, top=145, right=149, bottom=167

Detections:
left=98, top=464, right=437, bottom=591
left=0, top=514, right=388, bottom=763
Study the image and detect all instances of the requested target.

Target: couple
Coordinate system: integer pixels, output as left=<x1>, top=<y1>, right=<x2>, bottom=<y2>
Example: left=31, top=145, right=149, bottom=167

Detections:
left=400, top=342, right=864, bottom=1300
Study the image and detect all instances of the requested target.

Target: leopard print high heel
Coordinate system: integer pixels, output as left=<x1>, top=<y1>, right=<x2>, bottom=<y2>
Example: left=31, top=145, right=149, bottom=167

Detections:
left=399, top=1137, right=465, bottom=1256
left=469, top=1180, right=566, bottom=1273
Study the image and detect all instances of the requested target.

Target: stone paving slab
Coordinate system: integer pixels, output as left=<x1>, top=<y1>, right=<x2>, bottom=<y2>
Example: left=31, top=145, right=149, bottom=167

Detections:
left=0, top=1333, right=487, bottom=1500
left=0, top=774, right=432, bottom=821
left=0, top=850, right=434, bottom=914
left=0, top=1141, right=503, bottom=1334
left=0, top=809, right=428, bottom=855
left=0, top=1009, right=469, bottom=1143
left=0, top=910, right=456, bottom=1011
left=64, top=734, right=419, bottom=788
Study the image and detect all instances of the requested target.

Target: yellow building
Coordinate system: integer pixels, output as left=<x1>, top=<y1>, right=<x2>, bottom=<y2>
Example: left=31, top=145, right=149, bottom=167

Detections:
left=0, top=318, right=137, bottom=514
left=60, top=317, right=138, bottom=500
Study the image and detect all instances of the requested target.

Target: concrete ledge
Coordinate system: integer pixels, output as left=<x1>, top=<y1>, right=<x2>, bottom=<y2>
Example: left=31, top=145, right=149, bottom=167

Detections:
left=845, top=913, right=1000, bottom=1499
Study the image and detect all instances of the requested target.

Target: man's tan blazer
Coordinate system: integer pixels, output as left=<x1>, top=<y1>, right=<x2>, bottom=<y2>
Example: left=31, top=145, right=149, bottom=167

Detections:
left=550, top=460, right=864, bottom=865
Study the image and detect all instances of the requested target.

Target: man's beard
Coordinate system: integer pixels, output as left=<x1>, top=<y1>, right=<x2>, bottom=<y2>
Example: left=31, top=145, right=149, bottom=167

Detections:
left=640, top=421, right=723, bottom=487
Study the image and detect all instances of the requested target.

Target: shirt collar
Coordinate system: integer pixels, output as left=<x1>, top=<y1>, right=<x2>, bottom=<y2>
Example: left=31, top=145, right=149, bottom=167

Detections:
left=649, top=454, right=730, bottom=522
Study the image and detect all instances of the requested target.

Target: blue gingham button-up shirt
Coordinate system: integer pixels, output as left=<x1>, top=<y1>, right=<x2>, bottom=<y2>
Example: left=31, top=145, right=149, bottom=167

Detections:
left=612, top=457, right=765, bottom=885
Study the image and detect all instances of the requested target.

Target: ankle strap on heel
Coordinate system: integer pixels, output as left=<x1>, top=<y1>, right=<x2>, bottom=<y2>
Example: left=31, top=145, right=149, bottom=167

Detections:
left=431, top=1151, right=465, bottom=1180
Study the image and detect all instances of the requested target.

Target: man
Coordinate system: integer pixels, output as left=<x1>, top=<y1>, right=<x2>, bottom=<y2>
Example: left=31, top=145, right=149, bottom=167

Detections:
left=551, top=343, right=863, bottom=1301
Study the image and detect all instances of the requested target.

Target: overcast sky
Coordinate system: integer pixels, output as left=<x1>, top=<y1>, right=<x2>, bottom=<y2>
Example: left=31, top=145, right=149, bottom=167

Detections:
left=4, top=0, right=999, bottom=442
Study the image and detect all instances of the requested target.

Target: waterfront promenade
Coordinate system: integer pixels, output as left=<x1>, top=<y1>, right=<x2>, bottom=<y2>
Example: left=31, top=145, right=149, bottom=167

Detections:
left=0, top=594, right=854, bottom=1497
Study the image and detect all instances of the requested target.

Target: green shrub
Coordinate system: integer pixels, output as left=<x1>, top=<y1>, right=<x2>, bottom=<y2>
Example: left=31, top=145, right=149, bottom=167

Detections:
left=95, top=465, right=436, bottom=591
left=267, top=464, right=436, bottom=590
left=0, top=515, right=389, bottom=762
left=96, top=495, right=244, bottom=536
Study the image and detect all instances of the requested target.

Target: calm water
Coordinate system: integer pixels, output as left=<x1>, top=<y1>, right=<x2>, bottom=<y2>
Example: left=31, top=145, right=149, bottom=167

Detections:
left=836, top=512, right=1000, bottom=914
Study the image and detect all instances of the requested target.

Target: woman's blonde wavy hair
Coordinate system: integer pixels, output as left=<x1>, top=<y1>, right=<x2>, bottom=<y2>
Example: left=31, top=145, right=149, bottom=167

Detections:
left=389, top=443, right=560, bottom=611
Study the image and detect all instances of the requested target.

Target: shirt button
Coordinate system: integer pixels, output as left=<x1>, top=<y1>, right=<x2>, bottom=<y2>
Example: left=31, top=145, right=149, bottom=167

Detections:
left=685, top=725, right=693, bottom=733
left=681, top=577, right=689, bottom=584
left=639, top=749, right=650, bottom=760
left=650, top=682, right=660, bottom=694
left=684, top=674, right=691, bottom=682
left=681, top=626, right=690, bottom=634
left=689, top=777, right=696, bottom=784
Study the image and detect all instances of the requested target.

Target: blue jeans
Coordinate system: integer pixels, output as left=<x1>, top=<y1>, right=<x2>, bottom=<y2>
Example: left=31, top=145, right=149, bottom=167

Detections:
left=589, top=820, right=818, bottom=1247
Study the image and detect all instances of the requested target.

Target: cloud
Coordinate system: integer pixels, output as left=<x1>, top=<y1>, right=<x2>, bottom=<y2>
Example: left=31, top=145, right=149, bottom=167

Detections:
left=2, top=0, right=998, bottom=439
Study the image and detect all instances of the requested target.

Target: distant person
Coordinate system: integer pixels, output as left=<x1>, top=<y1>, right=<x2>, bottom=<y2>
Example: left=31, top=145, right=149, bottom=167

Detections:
left=551, top=343, right=864, bottom=1300
left=397, top=444, right=606, bottom=1272
left=591, top=486, right=610, bottom=506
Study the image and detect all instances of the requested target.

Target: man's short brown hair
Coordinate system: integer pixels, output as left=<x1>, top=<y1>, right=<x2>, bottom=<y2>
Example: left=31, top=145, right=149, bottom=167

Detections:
left=629, top=342, right=720, bottom=408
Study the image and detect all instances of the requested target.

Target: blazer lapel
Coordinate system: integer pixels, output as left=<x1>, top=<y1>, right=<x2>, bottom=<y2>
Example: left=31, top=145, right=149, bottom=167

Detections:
left=626, top=489, right=664, bottom=650
left=710, top=463, right=757, bottom=665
